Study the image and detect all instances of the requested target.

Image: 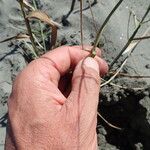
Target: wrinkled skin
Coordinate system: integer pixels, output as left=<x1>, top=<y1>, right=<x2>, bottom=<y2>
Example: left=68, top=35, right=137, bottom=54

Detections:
left=5, top=46, right=108, bottom=150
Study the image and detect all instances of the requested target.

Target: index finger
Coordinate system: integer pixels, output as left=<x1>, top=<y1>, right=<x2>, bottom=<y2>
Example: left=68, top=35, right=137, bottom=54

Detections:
left=40, top=45, right=107, bottom=85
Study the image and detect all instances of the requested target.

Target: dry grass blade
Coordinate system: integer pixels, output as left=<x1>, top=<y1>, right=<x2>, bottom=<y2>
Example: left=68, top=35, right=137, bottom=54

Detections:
left=101, top=58, right=128, bottom=87
left=123, top=26, right=150, bottom=55
left=27, top=11, right=61, bottom=27
left=122, top=41, right=138, bottom=55
left=17, top=41, right=38, bottom=59
left=0, top=34, right=29, bottom=43
left=32, top=33, right=44, bottom=50
left=110, top=4, right=150, bottom=69
left=102, top=27, right=150, bottom=88
left=18, top=0, right=38, bottom=56
left=127, top=9, right=140, bottom=39
left=101, top=78, right=146, bottom=90
left=109, top=72, right=150, bottom=79
left=80, top=0, right=84, bottom=49
left=130, top=9, right=140, bottom=28
left=97, top=112, right=122, bottom=130
left=103, top=26, right=150, bottom=88
left=22, top=0, right=35, bottom=11
left=27, top=10, right=61, bottom=48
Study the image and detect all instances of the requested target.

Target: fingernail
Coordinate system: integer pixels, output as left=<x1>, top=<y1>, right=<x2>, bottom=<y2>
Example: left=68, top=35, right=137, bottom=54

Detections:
left=84, top=57, right=99, bottom=73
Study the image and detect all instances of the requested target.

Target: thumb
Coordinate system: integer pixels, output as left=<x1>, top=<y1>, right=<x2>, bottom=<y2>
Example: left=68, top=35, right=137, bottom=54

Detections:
left=66, top=57, right=100, bottom=147
left=69, top=57, right=100, bottom=112
left=66, top=57, right=100, bottom=135
left=62, top=57, right=102, bottom=148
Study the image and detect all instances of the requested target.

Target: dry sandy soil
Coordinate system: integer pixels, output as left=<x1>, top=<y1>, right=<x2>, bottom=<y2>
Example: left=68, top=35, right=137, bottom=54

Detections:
left=0, top=0, right=150, bottom=149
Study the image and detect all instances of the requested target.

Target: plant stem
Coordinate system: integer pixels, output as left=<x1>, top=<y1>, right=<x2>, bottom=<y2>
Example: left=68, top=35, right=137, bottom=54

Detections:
left=97, top=112, right=122, bottom=130
left=87, top=0, right=98, bottom=32
left=101, top=58, right=128, bottom=87
left=80, top=0, right=84, bottom=49
left=32, top=0, right=46, bottom=51
left=24, top=41, right=38, bottom=58
left=133, top=35, right=150, bottom=41
left=143, top=19, right=150, bottom=24
left=109, top=4, right=150, bottom=69
left=109, top=72, right=150, bottom=78
left=101, top=78, right=146, bottom=90
left=91, top=0, right=124, bottom=57
left=19, top=0, right=38, bottom=58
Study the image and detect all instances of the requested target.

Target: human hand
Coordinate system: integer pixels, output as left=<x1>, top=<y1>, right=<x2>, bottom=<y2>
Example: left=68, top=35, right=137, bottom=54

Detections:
left=5, top=46, right=108, bottom=150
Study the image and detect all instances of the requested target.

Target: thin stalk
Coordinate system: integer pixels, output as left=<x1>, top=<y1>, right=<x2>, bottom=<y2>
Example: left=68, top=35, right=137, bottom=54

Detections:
left=101, top=78, right=146, bottom=90
left=91, top=0, right=124, bottom=57
left=80, top=0, right=84, bottom=49
left=133, top=35, right=150, bottom=41
left=123, top=26, right=150, bottom=55
left=19, top=0, right=38, bottom=57
left=87, top=0, right=98, bottom=32
left=97, top=112, right=122, bottom=130
left=110, top=4, right=150, bottom=69
left=24, top=41, right=38, bottom=58
left=32, top=0, right=46, bottom=51
left=103, top=25, right=150, bottom=88
left=74, top=0, right=97, bottom=13
left=63, top=0, right=76, bottom=20
left=109, top=72, right=150, bottom=78
left=143, top=19, right=150, bottom=24
left=32, top=33, right=44, bottom=50
left=101, top=58, right=128, bottom=87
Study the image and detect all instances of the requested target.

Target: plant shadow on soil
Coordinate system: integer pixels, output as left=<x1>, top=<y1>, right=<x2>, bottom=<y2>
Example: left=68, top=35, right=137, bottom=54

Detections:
left=0, top=113, right=7, bottom=127
left=97, top=87, right=150, bottom=150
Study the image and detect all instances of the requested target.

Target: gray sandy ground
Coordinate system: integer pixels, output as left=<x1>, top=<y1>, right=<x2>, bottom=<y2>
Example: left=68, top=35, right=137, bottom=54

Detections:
left=0, top=0, right=150, bottom=149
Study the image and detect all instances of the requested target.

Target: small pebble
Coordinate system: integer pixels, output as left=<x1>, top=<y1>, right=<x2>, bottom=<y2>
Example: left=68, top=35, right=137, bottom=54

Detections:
left=145, top=64, right=150, bottom=69
left=90, top=33, right=94, bottom=38
left=61, top=37, right=67, bottom=45
left=70, top=34, right=76, bottom=38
